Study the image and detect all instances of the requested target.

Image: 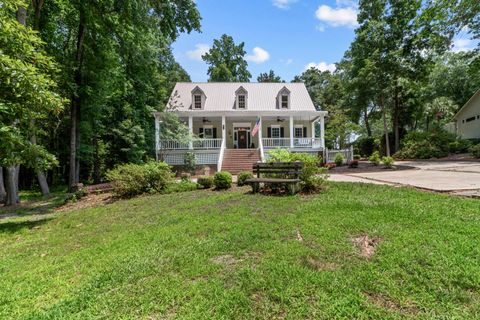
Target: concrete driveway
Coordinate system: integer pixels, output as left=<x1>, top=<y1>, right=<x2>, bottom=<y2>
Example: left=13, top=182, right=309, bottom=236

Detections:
left=330, top=160, right=480, bottom=193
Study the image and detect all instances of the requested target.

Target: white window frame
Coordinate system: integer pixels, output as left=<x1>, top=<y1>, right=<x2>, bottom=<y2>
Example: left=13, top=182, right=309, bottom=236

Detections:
left=194, top=94, right=202, bottom=109
left=294, top=125, right=303, bottom=138
left=271, top=125, right=281, bottom=138
left=281, top=94, right=289, bottom=109
left=237, top=94, right=246, bottom=109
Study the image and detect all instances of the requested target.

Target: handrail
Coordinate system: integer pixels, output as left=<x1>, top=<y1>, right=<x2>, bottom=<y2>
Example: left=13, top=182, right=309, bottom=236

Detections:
left=159, top=138, right=222, bottom=150
left=217, top=138, right=226, bottom=171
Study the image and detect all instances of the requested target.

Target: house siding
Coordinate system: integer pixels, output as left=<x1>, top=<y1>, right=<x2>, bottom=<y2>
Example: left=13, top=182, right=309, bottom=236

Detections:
left=456, top=93, right=480, bottom=139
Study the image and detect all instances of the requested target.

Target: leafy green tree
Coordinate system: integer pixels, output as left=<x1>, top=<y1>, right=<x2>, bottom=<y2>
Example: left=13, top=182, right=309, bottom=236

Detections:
left=202, top=34, right=251, bottom=82
left=257, top=70, right=283, bottom=83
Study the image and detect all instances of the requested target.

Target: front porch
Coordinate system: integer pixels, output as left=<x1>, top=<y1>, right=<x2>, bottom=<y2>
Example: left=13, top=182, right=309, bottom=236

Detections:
left=154, top=112, right=326, bottom=169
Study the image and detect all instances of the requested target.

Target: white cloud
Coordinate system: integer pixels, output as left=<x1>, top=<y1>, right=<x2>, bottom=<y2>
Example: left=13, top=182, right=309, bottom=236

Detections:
left=315, top=4, right=358, bottom=28
left=186, top=43, right=210, bottom=61
left=452, top=38, right=475, bottom=52
left=272, top=0, right=298, bottom=9
left=305, top=62, right=336, bottom=73
left=246, top=47, right=270, bottom=64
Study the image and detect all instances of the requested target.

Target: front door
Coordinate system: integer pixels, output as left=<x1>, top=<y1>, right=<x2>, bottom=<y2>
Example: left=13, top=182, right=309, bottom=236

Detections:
left=238, top=130, right=248, bottom=149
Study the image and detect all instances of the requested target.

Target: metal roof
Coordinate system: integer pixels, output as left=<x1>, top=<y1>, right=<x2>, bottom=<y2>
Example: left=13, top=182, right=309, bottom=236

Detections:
left=166, top=82, right=317, bottom=112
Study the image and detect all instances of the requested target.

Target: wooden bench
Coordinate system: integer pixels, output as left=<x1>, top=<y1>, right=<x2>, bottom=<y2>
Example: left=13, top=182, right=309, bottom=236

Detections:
left=246, top=162, right=303, bottom=195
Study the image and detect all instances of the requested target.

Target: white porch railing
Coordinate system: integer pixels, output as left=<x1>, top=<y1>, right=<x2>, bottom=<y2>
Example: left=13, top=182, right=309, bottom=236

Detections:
left=159, top=138, right=222, bottom=150
left=293, top=138, right=323, bottom=148
left=262, top=138, right=290, bottom=148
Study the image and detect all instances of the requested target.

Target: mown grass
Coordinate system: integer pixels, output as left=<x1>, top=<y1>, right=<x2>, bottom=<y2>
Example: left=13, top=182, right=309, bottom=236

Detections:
left=0, top=183, right=479, bottom=319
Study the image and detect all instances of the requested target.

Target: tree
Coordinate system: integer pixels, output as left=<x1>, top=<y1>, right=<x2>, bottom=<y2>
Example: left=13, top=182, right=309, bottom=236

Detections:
left=202, top=34, right=251, bottom=82
left=257, top=70, right=283, bottom=83
left=0, top=0, right=64, bottom=205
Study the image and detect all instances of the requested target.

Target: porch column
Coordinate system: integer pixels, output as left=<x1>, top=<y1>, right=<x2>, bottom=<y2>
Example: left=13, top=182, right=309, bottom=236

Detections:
left=311, top=121, right=315, bottom=140
left=289, top=115, right=294, bottom=148
left=155, top=115, right=160, bottom=161
left=221, top=115, right=226, bottom=146
left=188, top=116, right=193, bottom=150
left=258, top=116, right=263, bottom=144
left=320, top=115, right=325, bottom=148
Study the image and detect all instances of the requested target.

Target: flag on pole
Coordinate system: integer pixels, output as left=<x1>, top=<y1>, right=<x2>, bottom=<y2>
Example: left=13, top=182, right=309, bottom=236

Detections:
left=251, top=117, right=260, bottom=137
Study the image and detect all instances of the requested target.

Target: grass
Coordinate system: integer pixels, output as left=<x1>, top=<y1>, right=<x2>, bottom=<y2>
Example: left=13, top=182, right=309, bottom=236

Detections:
left=0, top=182, right=479, bottom=319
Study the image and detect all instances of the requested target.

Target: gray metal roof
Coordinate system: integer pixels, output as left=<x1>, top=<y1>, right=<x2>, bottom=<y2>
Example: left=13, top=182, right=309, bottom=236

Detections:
left=167, top=82, right=317, bottom=112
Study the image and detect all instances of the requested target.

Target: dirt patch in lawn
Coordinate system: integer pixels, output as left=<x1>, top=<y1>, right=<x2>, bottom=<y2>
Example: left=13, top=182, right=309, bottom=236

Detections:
left=303, top=256, right=339, bottom=271
left=364, top=292, right=419, bottom=315
left=351, top=235, right=381, bottom=259
left=56, top=192, right=115, bottom=213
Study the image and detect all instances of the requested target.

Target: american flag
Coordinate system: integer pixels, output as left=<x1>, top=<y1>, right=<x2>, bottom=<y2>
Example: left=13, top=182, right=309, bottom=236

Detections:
left=251, top=117, right=260, bottom=137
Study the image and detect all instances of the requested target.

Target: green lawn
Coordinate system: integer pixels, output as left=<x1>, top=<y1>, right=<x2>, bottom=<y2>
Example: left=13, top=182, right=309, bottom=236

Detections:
left=1, top=183, right=479, bottom=319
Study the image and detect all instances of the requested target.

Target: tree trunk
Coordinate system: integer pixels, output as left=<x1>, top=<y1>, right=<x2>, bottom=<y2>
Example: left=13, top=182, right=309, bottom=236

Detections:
left=364, top=108, right=372, bottom=137
left=0, top=167, right=6, bottom=204
left=5, top=166, right=20, bottom=206
left=393, top=87, right=400, bottom=153
left=69, top=9, right=86, bottom=191
left=380, top=95, right=391, bottom=157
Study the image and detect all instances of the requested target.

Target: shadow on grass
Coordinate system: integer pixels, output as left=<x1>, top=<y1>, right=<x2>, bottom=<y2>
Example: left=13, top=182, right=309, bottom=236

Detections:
left=0, top=193, right=69, bottom=218
left=0, top=217, right=52, bottom=234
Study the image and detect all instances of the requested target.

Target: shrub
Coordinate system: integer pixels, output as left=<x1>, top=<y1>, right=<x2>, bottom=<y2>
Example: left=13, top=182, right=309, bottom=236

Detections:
left=470, top=144, right=480, bottom=158
left=449, top=140, right=472, bottom=154
left=394, top=130, right=456, bottom=159
left=324, top=162, right=336, bottom=170
left=334, top=153, right=345, bottom=166
left=214, top=171, right=232, bottom=190
left=267, top=149, right=328, bottom=192
left=197, top=176, right=214, bottom=189
left=348, top=160, right=359, bottom=168
left=355, top=136, right=376, bottom=157
left=106, top=161, right=173, bottom=198
left=353, top=154, right=361, bottom=160
left=183, top=152, right=196, bottom=174
left=237, top=171, right=254, bottom=186
left=164, top=180, right=198, bottom=193
left=382, top=156, right=394, bottom=168
left=369, top=151, right=381, bottom=166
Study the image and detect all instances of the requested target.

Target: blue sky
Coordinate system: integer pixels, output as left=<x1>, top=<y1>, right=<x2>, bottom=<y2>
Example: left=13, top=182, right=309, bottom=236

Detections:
left=172, top=0, right=359, bottom=82
left=172, top=0, right=477, bottom=82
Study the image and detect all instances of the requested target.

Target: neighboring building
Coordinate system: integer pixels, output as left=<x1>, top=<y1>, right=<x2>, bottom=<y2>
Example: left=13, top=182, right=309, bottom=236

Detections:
left=452, top=89, right=480, bottom=139
left=154, top=82, right=327, bottom=173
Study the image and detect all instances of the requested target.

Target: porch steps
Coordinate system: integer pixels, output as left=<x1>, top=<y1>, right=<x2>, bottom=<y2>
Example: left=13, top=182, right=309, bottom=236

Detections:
left=221, top=149, right=261, bottom=175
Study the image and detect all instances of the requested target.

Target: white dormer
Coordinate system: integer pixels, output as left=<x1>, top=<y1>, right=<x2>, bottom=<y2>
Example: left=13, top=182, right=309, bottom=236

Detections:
left=191, top=86, right=206, bottom=110
left=277, top=86, right=291, bottom=109
left=235, top=86, right=248, bottom=109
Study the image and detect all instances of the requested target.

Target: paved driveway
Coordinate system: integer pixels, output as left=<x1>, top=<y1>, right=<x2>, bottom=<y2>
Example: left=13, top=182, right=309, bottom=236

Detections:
left=330, top=160, right=480, bottom=192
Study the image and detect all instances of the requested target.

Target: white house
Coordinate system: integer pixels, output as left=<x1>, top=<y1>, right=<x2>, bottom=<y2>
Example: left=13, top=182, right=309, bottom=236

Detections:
left=154, top=82, right=327, bottom=173
left=452, top=89, right=480, bottom=139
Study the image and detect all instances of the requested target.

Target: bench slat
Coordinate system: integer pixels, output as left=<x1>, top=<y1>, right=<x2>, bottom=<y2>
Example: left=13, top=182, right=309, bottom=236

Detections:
left=246, top=178, right=301, bottom=183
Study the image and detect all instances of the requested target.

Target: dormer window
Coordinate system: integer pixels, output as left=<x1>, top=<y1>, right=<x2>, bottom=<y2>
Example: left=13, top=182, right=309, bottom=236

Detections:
left=238, top=95, right=246, bottom=109
left=281, top=95, right=289, bottom=109
left=191, top=86, right=205, bottom=110
left=235, top=86, right=248, bottom=110
left=194, top=94, right=202, bottom=109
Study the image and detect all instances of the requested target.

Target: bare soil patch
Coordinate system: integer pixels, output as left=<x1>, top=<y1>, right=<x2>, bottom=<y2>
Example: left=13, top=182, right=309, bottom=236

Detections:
left=351, top=234, right=381, bottom=259
left=364, top=292, right=419, bottom=315
left=303, top=256, right=339, bottom=271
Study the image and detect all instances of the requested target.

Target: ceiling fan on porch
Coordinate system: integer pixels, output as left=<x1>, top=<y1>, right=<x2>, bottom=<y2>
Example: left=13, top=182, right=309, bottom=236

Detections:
left=202, top=117, right=211, bottom=123
left=276, top=117, right=285, bottom=123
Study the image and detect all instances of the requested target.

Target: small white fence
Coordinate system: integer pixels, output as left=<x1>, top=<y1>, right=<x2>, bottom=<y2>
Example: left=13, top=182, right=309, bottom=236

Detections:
left=324, top=146, right=354, bottom=163
left=159, top=138, right=222, bottom=150
left=262, top=138, right=290, bottom=148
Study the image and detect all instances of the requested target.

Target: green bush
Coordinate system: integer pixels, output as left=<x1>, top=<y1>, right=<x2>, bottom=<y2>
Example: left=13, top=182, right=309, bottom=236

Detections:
left=106, top=161, right=173, bottom=198
left=214, top=171, right=232, bottom=190
left=334, top=153, right=345, bottom=166
left=267, top=149, right=328, bottom=192
left=354, top=136, right=376, bottom=157
left=164, top=180, right=198, bottom=193
left=369, top=151, right=381, bottom=166
left=449, top=140, right=472, bottom=154
left=353, top=154, right=361, bottom=160
left=394, top=130, right=456, bottom=159
left=382, top=156, right=394, bottom=168
left=197, top=176, right=214, bottom=189
left=470, top=144, right=480, bottom=158
left=183, top=152, right=196, bottom=174
left=237, top=171, right=254, bottom=186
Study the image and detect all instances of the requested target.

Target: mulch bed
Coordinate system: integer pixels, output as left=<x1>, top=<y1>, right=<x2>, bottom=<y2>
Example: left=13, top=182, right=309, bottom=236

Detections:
left=327, top=161, right=415, bottom=174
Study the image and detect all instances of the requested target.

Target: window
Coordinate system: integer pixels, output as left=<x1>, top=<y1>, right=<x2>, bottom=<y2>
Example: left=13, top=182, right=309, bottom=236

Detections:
left=238, top=95, right=246, bottom=109
left=281, top=95, right=289, bottom=109
left=271, top=126, right=281, bottom=138
left=466, top=116, right=476, bottom=123
left=194, top=95, right=202, bottom=109
left=294, top=126, right=303, bottom=138
left=203, top=127, right=213, bottom=138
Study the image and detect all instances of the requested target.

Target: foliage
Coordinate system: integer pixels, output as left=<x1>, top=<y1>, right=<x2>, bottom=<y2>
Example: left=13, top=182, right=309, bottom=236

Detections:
left=394, top=130, right=457, bottom=159
left=257, top=70, right=283, bottom=83
left=213, top=171, right=232, bottom=190
left=334, top=153, right=345, bottom=166
left=369, top=151, right=381, bottom=166
left=197, top=176, right=214, bottom=189
left=470, top=144, right=480, bottom=158
left=353, top=154, right=361, bottom=160
left=164, top=180, right=198, bottom=194
left=106, top=161, right=173, bottom=198
left=183, top=152, right=196, bottom=174
left=237, top=171, right=253, bottom=187
left=267, top=149, right=328, bottom=192
left=382, top=156, right=395, bottom=168
left=354, top=136, right=377, bottom=157
left=202, top=34, right=251, bottom=82
left=449, top=140, right=472, bottom=154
